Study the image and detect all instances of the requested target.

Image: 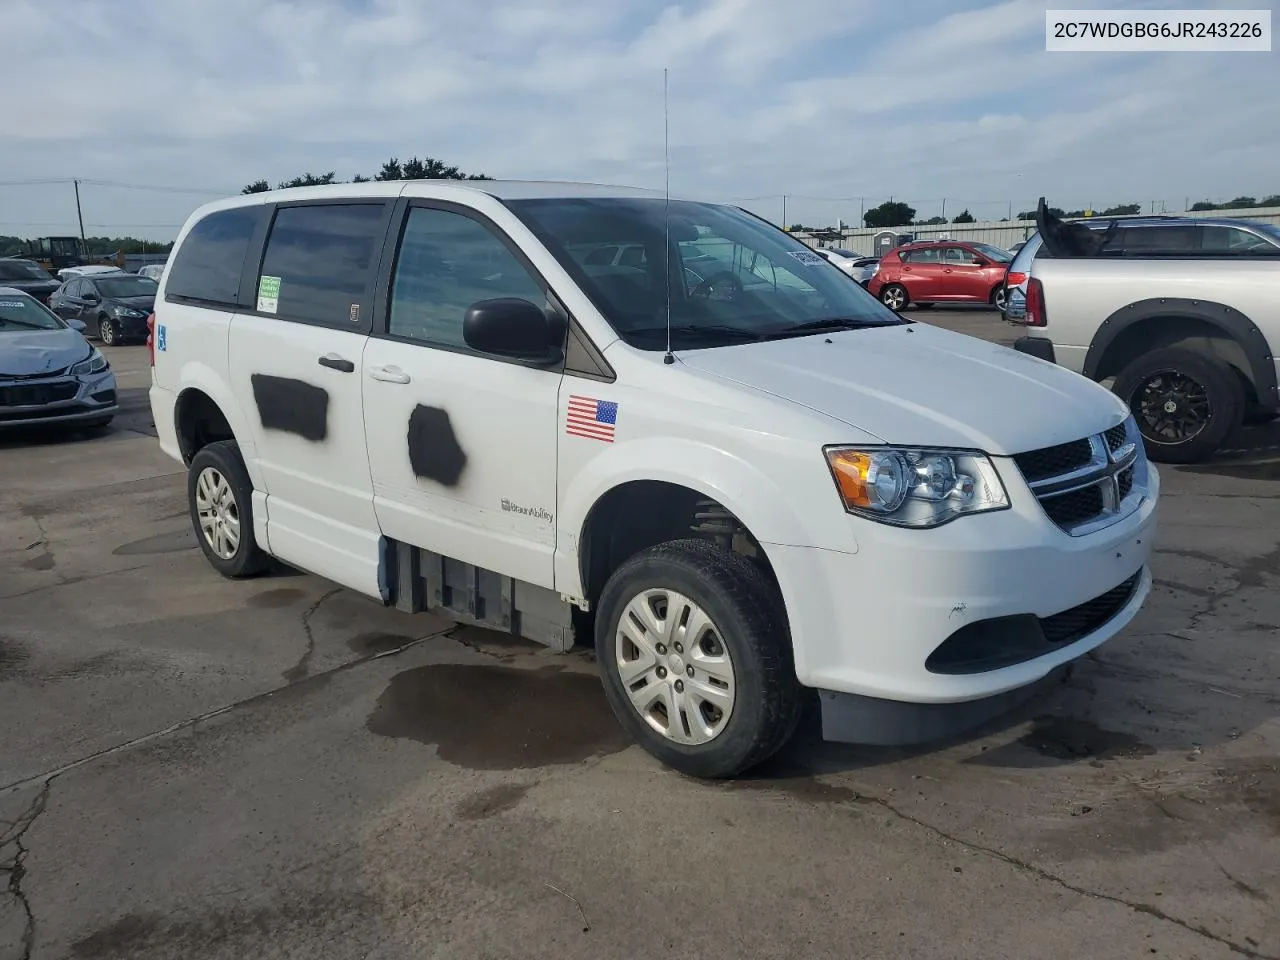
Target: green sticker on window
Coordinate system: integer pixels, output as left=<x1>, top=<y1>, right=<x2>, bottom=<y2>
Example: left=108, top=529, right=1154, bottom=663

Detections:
left=257, top=275, right=281, bottom=314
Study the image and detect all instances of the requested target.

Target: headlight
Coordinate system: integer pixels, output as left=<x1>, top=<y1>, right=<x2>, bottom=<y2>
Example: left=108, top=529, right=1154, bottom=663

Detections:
left=113, top=305, right=144, bottom=318
left=70, top=348, right=109, bottom=376
left=824, top=446, right=1009, bottom=528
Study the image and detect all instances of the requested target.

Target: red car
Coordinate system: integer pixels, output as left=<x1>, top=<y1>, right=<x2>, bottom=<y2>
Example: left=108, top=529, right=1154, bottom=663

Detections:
left=867, top=240, right=1013, bottom=312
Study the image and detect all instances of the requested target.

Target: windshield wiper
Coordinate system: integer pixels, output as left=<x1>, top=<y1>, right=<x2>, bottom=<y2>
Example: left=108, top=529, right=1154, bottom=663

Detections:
left=766, top=316, right=898, bottom=336
left=630, top=324, right=767, bottom=343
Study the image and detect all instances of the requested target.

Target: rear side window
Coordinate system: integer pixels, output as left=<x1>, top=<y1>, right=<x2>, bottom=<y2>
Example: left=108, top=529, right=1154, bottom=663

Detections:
left=167, top=207, right=264, bottom=307
left=257, top=203, right=386, bottom=327
left=903, top=248, right=940, bottom=263
left=1114, top=225, right=1198, bottom=256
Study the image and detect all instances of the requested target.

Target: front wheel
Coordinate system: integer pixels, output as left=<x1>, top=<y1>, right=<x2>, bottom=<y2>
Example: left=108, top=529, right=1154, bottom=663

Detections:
left=98, top=317, right=117, bottom=346
left=879, top=284, right=907, bottom=312
left=990, top=286, right=1007, bottom=312
left=595, top=539, right=801, bottom=779
left=187, top=440, right=271, bottom=578
left=1112, top=348, right=1244, bottom=464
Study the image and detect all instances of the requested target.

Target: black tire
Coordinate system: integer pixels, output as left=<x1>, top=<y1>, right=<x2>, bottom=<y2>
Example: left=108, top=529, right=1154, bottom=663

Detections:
left=912, top=302, right=935, bottom=309
left=1112, top=348, right=1245, bottom=464
left=990, top=285, right=1007, bottom=311
left=187, top=440, right=270, bottom=578
left=594, top=538, right=801, bottom=779
left=1243, top=405, right=1279, bottom=427
left=98, top=316, right=117, bottom=346
left=879, top=284, right=907, bottom=312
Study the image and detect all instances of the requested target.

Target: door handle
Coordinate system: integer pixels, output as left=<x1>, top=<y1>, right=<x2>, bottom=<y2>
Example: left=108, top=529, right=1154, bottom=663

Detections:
left=318, top=354, right=355, bottom=373
left=368, top=364, right=411, bottom=384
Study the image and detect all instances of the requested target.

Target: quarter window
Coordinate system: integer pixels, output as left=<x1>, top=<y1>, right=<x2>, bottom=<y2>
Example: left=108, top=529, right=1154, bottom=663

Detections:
left=387, top=207, right=545, bottom=349
left=166, top=206, right=265, bottom=307
left=257, top=203, right=386, bottom=326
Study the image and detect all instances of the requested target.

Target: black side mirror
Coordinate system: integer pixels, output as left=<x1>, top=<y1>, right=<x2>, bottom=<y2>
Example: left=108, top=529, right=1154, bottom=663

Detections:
left=83, top=290, right=100, bottom=303
left=463, top=297, right=564, bottom=365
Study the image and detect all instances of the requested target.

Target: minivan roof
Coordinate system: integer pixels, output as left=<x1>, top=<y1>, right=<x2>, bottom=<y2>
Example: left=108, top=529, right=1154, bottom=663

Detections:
left=218, top=179, right=670, bottom=205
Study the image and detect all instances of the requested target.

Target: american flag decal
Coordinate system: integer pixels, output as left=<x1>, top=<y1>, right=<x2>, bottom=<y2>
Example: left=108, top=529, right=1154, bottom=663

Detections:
left=566, top=395, right=617, bottom=443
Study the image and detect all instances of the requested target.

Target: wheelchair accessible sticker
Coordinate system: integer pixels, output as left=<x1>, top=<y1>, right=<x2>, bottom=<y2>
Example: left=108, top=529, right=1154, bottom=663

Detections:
left=257, top=275, right=281, bottom=314
left=156, top=324, right=167, bottom=351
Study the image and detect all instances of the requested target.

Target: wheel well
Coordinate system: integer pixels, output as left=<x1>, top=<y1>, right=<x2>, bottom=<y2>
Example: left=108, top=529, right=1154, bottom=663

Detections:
left=175, top=389, right=235, bottom=464
left=1094, top=317, right=1253, bottom=393
left=578, top=481, right=780, bottom=608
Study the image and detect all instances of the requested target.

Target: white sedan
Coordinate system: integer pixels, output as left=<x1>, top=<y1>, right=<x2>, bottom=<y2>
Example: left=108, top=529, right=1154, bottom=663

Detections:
left=815, top=247, right=879, bottom=286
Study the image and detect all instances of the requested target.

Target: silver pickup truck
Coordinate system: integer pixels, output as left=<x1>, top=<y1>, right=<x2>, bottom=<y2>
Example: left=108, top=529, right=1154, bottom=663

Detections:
left=1011, top=200, right=1280, bottom=464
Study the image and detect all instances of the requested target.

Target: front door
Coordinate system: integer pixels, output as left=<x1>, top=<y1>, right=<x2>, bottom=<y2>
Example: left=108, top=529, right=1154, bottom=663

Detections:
left=228, top=199, right=394, bottom=597
left=940, top=246, right=986, bottom=301
left=362, top=201, right=563, bottom=589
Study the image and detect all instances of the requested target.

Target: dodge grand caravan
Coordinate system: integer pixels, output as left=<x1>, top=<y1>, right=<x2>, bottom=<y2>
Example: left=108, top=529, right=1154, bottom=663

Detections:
left=148, top=180, right=1159, bottom=778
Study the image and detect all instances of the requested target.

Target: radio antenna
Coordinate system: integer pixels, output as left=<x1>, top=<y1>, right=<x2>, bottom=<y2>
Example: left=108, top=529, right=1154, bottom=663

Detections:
left=662, top=67, right=674, bottom=366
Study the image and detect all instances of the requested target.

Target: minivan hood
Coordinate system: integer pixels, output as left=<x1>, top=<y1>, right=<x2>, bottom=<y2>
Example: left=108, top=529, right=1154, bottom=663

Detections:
left=0, top=328, right=92, bottom=377
left=677, top=322, right=1127, bottom=455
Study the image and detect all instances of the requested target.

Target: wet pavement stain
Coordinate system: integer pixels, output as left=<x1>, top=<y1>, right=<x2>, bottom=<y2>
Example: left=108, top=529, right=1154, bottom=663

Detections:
left=1019, top=716, right=1156, bottom=762
left=21, top=551, right=55, bottom=570
left=347, top=632, right=414, bottom=656
left=112, top=528, right=197, bottom=556
left=454, top=782, right=534, bottom=821
left=455, top=625, right=543, bottom=662
left=366, top=664, right=630, bottom=769
left=247, top=587, right=308, bottom=609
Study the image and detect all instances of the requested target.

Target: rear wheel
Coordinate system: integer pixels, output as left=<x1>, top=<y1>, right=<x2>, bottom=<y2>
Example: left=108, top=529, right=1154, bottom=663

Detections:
left=98, top=317, right=117, bottom=346
left=595, top=539, right=801, bottom=779
left=1112, top=348, right=1244, bottom=464
left=879, top=284, right=907, bottom=312
left=187, top=440, right=270, bottom=578
left=990, top=286, right=1007, bottom=311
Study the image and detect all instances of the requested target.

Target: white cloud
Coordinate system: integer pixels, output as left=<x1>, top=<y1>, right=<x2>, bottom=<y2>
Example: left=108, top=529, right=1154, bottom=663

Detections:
left=0, top=0, right=1275, bottom=240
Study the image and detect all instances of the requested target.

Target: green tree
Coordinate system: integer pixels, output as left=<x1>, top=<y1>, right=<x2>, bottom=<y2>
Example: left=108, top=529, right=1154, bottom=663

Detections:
left=241, top=180, right=270, bottom=194
left=352, top=173, right=371, bottom=183
left=916, top=216, right=947, bottom=226
left=951, top=209, right=975, bottom=223
left=1222, top=196, right=1257, bottom=209
left=1099, top=203, right=1140, bottom=216
left=863, top=201, right=916, bottom=228
left=278, top=172, right=337, bottom=188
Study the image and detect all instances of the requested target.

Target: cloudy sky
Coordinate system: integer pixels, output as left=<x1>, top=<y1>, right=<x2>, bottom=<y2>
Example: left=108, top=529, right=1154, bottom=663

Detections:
left=3, top=0, right=1275, bottom=240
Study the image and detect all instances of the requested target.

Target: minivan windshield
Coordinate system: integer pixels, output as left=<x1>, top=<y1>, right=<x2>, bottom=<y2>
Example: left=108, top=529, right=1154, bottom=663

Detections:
left=507, top=197, right=904, bottom=351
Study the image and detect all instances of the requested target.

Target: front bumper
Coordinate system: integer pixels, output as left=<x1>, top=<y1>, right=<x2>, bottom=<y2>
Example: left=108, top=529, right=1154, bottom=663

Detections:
left=110, top=314, right=150, bottom=341
left=0, top=370, right=118, bottom=428
left=766, top=461, right=1159, bottom=743
left=1013, top=335, right=1056, bottom=364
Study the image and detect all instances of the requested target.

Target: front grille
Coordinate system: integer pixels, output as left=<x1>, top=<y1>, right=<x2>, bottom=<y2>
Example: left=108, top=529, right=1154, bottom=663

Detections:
left=1013, top=438, right=1092, bottom=482
left=0, top=382, right=78, bottom=407
left=1117, top=465, right=1134, bottom=501
left=1104, top=424, right=1128, bottom=453
left=0, top=366, right=70, bottom=381
left=1041, top=486, right=1104, bottom=527
left=926, top=571, right=1143, bottom=674
left=1041, top=572, right=1142, bottom=645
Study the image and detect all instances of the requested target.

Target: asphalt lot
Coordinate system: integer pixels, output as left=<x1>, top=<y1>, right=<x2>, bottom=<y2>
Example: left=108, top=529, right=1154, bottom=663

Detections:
left=1, top=311, right=1278, bottom=960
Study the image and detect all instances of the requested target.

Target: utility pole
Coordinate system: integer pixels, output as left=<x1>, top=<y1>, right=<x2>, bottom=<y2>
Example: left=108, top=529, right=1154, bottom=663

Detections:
left=781, top=194, right=787, bottom=228
left=859, top=197, right=865, bottom=227
left=941, top=198, right=946, bottom=220
left=73, top=178, right=87, bottom=248
left=1008, top=200, right=1013, bottom=220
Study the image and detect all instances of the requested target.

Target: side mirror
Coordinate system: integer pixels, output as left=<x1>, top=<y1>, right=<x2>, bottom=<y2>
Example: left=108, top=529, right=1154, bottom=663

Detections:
left=67, top=318, right=86, bottom=332
left=970, top=258, right=986, bottom=266
left=462, top=297, right=564, bottom=364
left=83, top=291, right=100, bottom=303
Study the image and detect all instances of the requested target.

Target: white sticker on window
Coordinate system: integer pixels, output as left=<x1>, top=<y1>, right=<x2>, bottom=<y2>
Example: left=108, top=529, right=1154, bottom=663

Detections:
left=787, top=249, right=825, bottom=266
left=257, top=275, right=281, bottom=314
left=0, top=300, right=26, bottom=308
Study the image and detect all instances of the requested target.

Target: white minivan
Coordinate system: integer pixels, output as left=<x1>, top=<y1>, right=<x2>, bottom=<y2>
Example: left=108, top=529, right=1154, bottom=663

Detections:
left=148, top=180, right=1159, bottom=778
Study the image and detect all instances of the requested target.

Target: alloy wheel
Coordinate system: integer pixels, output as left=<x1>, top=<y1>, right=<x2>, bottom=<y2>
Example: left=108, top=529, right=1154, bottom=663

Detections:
left=195, top=466, right=241, bottom=560
left=1134, top=370, right=1210, bottom=444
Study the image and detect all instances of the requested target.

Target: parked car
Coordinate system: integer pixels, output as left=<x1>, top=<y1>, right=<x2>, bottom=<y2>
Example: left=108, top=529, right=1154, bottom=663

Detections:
left=0, top=258, right=61, bottom=305
left=1004, top=214, right=1280, bottom=323
left=867, top=240, right=1013, bottom=311
left=1012, top=200, right=1280, bottom=463
left=137, top=264, right=167, bottom=281
left=0, top=287, right=117, bottom=430
left=50, top=272, right=158, bottom=345
left=149, top=181, right=1157, bottom=778
left=56, top=264, right=125, bottom=282
left=815, top=248, right=879, bottom=285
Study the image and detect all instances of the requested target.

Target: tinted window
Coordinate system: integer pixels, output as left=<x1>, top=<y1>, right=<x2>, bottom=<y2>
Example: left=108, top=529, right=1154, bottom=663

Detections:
left=1201, top=225, right=1279, bottom=255
left=1114, top=225, right=1198, bottom=255
left=903, top=248, right=940, bottom=263
left=258, top=203, right=385, bottom=326
left=968, top=242, right=1013, bottom=263
left=97, top=276, right=159, bottom=298
left=942, top=247, right=973, bottom=263
left=388, top=206, right=544, bottom=349
left=167, top=207, right=263, bottom=306
left=0, top=260, right=53, bottom=281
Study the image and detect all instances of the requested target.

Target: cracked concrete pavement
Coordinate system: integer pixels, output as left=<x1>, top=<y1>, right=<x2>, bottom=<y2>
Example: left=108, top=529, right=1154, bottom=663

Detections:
left=1, top=326, right=1278, bottom=959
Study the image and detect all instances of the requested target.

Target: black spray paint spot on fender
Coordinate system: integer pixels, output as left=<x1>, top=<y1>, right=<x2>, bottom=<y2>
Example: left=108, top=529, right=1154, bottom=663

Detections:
left=406, top=404, right=467, bottom=486
left=251, top=374, right=329, bottom=442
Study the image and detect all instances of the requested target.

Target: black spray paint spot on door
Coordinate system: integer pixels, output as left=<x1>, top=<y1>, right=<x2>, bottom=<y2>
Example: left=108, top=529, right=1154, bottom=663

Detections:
left=406, top=404, right=467, bottom=486
left=251, top=374, right=329, bottom=442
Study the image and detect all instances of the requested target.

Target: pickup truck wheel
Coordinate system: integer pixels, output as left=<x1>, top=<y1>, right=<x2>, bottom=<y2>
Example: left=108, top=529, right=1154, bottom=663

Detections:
left=879, top=284, right=907, bottom=311
left=1113, top=348, right=1244, bottom=464
left=595, top=538, right=801, bottom=779
left=187, top=440, right=270, bottom=578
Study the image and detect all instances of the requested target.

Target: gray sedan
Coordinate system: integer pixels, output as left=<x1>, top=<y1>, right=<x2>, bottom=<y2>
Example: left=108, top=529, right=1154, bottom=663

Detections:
left=0, top=287, right=118, bottom=430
